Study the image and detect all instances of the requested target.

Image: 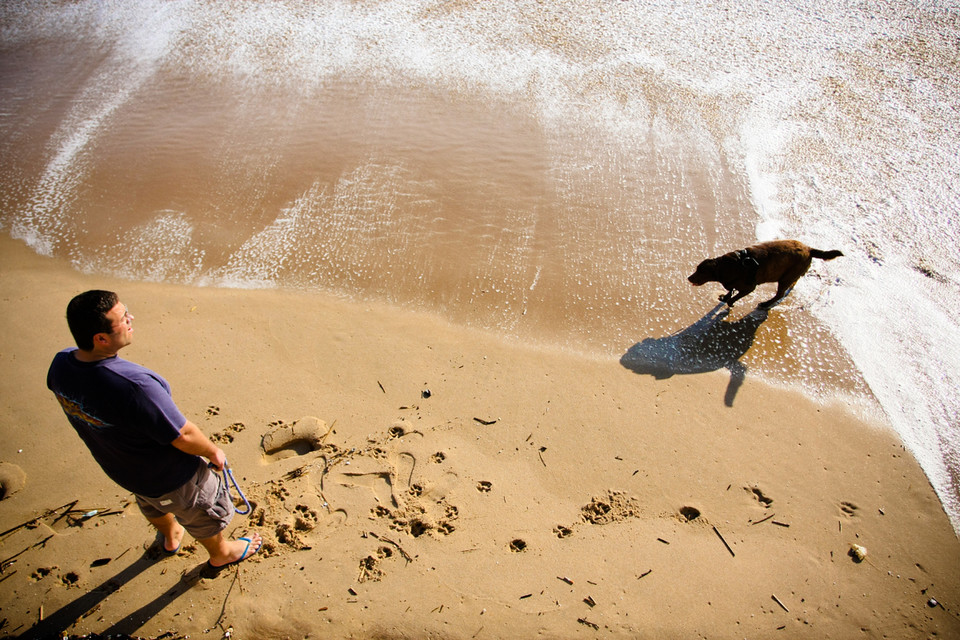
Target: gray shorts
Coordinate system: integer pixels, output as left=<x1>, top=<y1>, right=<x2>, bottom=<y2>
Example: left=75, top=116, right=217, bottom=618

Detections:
left=136, top=460, right=234, bottom=540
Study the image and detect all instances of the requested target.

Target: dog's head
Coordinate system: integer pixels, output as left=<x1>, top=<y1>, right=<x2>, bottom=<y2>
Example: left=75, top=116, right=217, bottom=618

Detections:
left=687, top=258, right=718, bottom=286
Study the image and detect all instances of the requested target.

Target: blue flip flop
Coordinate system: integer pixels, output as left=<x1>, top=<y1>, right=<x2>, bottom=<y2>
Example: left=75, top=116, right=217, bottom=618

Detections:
left=206, top=535, right=260, bottom=571
left=154, top=532, right=181, bottom=556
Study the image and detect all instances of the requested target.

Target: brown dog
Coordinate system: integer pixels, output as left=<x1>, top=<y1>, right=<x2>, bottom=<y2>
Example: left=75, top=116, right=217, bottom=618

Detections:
left=688, top=240, right=843, bottom=308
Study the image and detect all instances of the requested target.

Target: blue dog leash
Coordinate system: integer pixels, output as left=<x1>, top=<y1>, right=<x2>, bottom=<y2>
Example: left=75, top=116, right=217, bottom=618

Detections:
left=211, top=461, right=252, bottom=515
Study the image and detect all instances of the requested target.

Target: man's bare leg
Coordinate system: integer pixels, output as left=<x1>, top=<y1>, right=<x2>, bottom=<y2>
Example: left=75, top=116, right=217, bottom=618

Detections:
left=146, top=513, right=185, bottom=553
left=199, top=530, right=263, bottom=567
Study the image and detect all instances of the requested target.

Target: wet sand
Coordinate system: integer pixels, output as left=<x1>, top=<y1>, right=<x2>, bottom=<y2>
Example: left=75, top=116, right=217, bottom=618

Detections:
left=1, top=233, right=958, bottom=639
left=1, top=60, right=862, bottom=402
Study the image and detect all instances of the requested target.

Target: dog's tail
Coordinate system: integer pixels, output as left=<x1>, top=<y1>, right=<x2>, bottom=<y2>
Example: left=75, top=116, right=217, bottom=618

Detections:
left=810, top=248, right=843, bottom=261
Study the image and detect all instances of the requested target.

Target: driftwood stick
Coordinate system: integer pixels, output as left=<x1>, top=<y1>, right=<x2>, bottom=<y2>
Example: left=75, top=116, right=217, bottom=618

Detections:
left=772, top=594, right=790, bottom=612
left=750, top=512, right=775, bottom=526
left=713, top=526, right=735, bottom=557
left=577, top=618, right=599, bottom=630
left=0, top=500, right=77, bottom=538
left=214, top=568, right=241, bottom=630
left=50, top=500, right=80, bottom=526
left=1, top=535, right=55, bottom=572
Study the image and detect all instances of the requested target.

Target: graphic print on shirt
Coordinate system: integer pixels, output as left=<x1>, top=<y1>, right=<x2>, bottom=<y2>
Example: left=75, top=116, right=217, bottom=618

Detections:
left=53, top=392, right=112, bottom=429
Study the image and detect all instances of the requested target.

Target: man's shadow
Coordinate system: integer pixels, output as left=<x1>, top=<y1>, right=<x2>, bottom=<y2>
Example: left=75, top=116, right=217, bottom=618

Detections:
left=19, top=546, right=208, bottom=639
left=620, top=303, right=768, bottom=406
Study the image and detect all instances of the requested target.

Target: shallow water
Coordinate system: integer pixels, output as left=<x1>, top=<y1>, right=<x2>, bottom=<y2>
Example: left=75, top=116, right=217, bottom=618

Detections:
left=1, top=0, right=958, bottom=531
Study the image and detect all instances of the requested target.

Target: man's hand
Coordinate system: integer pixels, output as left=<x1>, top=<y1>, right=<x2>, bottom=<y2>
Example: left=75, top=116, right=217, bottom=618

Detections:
left=207, top=446, right=227, bottom=472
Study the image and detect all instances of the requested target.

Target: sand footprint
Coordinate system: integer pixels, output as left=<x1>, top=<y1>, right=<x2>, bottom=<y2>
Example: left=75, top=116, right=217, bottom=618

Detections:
left=509, top=539, right=527, bottom=552
left=555, top=490, right=642, bottom=537
left=839, top=501, right=859, bottom=517
left=0, top=462, right=26, bottom=500
left=392, top=451, right=416, bottom=495
left=357, top=545, right=397, bottom=583
left=211, top=422, right=245, bottom=444
left=331, top=451, right=417, bottom=512
left=679, top=506, right=702, bottom=522
left=339, top=469, right=397, bottom=507
left=745, top=485, right=774, bottom=508
left=581, top=490, right=641, bottom=525
left=261, top=416, right=331, bottom=462
left=555, top=525, right=574, bottom=539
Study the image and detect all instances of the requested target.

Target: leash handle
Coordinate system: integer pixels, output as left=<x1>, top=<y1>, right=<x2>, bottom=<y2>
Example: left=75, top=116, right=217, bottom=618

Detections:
left=212, top=461, right=252, bottom=515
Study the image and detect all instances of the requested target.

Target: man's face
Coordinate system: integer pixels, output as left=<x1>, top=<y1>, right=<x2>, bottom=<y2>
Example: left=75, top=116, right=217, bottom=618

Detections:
left=102, top=301, right=134, bottom=351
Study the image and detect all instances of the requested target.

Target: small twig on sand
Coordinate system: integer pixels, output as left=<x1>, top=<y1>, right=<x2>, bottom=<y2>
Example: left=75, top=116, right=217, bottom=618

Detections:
left=1, top=535, right=54, bottom=573
left=214, top=569, right=241, bottom=630
left=50, top=500, right=80, bottom=526
left=319, top=420, right=337, bottom=444
left=713, top=526, right=735, bottom=557
left=772, top=594, right=790, bottom=612
left=577, top=618, right=599, bottom=630
left=0, top=501, right=77, bottom=538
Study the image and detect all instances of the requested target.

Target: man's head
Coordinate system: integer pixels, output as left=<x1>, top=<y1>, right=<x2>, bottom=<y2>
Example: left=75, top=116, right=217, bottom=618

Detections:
left=66, top=290, right=133, bottom=352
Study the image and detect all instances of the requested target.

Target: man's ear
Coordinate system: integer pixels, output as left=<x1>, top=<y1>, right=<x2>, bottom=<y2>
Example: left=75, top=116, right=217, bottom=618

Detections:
left=93, top=332, right=110, bottom=346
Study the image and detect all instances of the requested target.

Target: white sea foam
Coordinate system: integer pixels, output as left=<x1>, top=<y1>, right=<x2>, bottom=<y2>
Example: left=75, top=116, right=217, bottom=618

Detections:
left=6, top=0, right=183, bottom=255
left=726, top=3, right=960, bottom=529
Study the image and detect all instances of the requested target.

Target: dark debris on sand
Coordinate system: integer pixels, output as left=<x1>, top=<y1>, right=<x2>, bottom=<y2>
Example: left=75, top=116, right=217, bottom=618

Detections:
left=57, top=634, right=188, bottom=640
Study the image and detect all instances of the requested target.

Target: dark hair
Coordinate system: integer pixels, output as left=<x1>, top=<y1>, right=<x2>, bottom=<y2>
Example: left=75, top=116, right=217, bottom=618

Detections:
left=66, top=290, right=119, bottom=350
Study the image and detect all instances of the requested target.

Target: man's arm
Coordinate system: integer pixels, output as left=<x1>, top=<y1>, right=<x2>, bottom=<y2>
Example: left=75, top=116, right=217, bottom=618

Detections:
left=170, top=420, right=227, bottom=471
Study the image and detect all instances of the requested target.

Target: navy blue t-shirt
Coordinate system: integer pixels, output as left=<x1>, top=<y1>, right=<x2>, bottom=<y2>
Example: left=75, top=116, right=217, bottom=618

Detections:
left=47, top=348, right=199, bottom=498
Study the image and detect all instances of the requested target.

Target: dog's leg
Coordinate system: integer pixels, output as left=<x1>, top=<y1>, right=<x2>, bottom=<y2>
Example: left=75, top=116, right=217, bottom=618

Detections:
left=760, top=260, right=812, bottom=308
left=724, top=284, right=755, bottom=307
left=759, top=278, right=798, bottom=308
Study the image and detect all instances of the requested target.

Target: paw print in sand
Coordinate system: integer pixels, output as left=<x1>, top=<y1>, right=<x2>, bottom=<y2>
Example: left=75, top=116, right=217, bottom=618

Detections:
left=210, top=422, right=245, bottom=444
left=554, top=490, right=642, bottom=539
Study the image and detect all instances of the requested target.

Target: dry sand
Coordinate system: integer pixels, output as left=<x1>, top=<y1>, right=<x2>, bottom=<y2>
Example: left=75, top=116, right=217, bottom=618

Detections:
left=1, top=233, right=958, bottom=639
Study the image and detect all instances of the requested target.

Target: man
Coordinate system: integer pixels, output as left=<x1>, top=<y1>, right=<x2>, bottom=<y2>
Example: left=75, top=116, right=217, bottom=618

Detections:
left=47, top=290, right=260, bottom=570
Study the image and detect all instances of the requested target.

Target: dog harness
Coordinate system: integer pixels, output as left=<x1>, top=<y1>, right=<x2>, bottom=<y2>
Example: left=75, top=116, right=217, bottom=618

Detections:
left=737, top=249, right=760, bottom=269
left=735, top=249, right=761, bottom=276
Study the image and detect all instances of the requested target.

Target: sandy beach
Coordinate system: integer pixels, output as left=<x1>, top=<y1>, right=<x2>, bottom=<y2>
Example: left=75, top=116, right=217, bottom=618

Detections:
left=0, top=234, right=958, bottom=639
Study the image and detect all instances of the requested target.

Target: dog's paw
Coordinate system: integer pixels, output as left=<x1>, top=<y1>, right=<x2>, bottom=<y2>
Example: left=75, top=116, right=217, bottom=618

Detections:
left=758, top=298, right=780, bottom=310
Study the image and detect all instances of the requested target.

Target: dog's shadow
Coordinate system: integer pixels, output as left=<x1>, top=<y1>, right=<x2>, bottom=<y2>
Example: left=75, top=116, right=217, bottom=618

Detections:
left=620, top=304, right=769, bottom=406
